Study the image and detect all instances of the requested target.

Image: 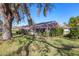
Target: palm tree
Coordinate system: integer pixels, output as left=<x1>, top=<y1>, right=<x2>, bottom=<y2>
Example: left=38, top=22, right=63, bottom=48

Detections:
left=0, top=3, right=53, bottom=40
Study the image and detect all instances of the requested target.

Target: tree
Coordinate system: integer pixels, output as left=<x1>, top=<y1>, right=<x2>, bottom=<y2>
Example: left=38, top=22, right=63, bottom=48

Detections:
left=76, top=16, right=79, bottom=25
left=69, top=16, right=79, bottom=28
left=69, top=17, right=76, bottom=28
left=0, top=3, right=53, bottom=40
left=68, top=16, right=79, bottom=39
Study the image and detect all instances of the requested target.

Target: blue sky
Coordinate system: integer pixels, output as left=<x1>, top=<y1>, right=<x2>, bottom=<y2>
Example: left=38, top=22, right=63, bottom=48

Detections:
left=13, top=3, right=79, bottom=26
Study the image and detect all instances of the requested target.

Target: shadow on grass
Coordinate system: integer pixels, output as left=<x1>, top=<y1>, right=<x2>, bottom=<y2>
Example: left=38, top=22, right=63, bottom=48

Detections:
left=16, top=35, right=35, bottom=56
left=13, top=34, right=24, bottom=38
left=16, top=35, right=79, bottom=56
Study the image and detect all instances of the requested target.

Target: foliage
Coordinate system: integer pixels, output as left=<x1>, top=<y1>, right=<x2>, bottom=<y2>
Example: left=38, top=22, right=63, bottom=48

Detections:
left=0, top=3, right=54, bottom=40
left=0, top=3, right=53, bottom=25
left=67, top=27, right=79, bottom=39
left=16, top=30, right=22, bottom=34
left=49, top=28, right=63, bottom=37
left=69, top=17, right=76, bottom=28
left=69, top=16, right=79, bottom=28
left=40, top=31, right=47, bottom=37
left=67, top=16, right=79, bottom=39
left=16, top=29, right=29, bottom=35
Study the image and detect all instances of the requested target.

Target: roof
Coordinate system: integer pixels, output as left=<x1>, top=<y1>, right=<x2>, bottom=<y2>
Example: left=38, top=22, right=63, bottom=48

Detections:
left=14, top=21, right=59, bottom=30
left=63, top=24, right=70, bottom=29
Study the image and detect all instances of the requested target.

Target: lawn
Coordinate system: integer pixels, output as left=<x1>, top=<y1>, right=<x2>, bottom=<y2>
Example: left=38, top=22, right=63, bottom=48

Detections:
left=0, top=31, right=79, bottom=56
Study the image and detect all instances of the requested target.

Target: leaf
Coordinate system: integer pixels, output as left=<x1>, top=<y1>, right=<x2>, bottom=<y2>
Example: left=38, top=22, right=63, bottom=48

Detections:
left=37, top=8, right=40, bottom=16
left=36, top=3, right=42, bottom=16
left=43, top=7, right=47, bottom=17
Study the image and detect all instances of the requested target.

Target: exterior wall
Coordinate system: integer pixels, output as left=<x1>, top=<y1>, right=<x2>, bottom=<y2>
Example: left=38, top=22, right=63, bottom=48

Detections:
left=13, top=21, right=59, bottom=35
left=63, top=28, right=70, bottom=35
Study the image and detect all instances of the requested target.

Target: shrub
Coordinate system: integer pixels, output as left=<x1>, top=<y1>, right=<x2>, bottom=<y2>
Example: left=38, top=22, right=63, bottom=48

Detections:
left=16, top=30, right=21, bottom=34
left=49, top=28, right=63, bottom=37
left=16, top=29, right=29, bottom=35
left=68, top=27, right=79, bottom=39
left=20, top=29, right=28, bottom=35
left=38, top=29, right=47, bottom=36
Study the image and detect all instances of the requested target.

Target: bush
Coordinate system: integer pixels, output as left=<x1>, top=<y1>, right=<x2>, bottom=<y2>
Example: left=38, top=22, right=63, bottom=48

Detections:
left=16, top=30, right=22, bottom=34
left=38, top=29, right=47, bottom=36
left=49, top=28, right=63, bottom=37
left=20, top=29, right=28, bottom=35
left=16, top=29, right=29, bottom=35
left=68, top=27, right=79, bottom=39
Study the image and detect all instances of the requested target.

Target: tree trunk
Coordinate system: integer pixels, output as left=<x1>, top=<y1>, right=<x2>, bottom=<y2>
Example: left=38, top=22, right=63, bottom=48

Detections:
left=2, top=18, right=13, bottom=40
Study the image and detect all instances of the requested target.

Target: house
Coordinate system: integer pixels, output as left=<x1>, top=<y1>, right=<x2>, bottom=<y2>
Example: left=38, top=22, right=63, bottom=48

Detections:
left=15, top=21, right=59, bottom=35
left=63, top=24, right=70, bottom=35
left=33, top=21, right=59, bottom=32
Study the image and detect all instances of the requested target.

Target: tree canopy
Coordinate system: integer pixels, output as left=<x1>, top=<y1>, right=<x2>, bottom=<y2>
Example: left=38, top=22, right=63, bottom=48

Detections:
left=69, top=16, right=79, bottom=28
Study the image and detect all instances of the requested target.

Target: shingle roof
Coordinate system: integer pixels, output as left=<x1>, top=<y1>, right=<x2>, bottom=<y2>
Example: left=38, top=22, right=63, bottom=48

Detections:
left=15, top=21, right=59, bottom=30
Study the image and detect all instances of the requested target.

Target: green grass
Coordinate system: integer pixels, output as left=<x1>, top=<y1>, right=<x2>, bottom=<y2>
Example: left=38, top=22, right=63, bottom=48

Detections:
left=0, top=36, right=27, bottom=55
left=0, top=31, right=79, bottom=56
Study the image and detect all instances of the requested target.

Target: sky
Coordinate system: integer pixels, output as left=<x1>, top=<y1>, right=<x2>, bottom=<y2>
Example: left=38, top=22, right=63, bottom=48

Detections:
left=13, top=3, right=79, bottom=26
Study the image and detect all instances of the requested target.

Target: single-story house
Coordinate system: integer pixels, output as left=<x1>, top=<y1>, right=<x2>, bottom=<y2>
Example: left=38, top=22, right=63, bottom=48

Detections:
left=63, top=25, right=70, bottom=35
left=15, top=21, right=59, bottom=35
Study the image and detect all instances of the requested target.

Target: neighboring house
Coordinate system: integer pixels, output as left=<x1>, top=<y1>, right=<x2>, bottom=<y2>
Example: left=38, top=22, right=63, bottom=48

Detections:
left=33, top=21, right=59, bottom=32
left=63, top=25, right=70, bottom=35
left=16, top=21, right=59, bottom=31
left=14, top=21, right=59, bottom=35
